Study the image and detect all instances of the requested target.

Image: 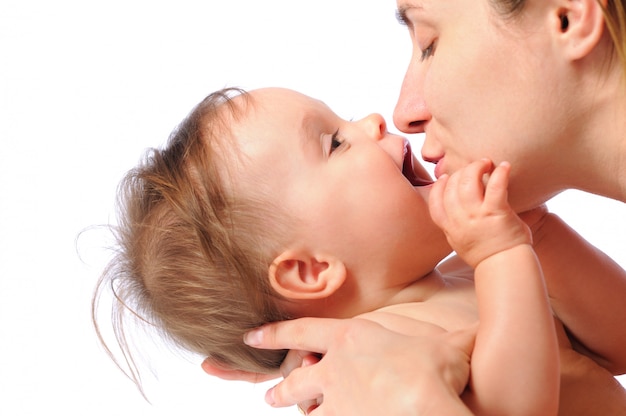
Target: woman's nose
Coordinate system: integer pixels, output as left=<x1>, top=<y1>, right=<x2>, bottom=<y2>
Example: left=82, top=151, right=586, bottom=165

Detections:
left=359, top=113, right=387, bottom=140
left=393, top=58, right=430, bottom=134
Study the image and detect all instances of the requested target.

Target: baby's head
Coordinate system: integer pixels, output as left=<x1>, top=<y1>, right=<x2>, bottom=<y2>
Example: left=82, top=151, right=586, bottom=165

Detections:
left=94, top=89, right=296, bottom=390
left=94, top=87, right=449, bottom=390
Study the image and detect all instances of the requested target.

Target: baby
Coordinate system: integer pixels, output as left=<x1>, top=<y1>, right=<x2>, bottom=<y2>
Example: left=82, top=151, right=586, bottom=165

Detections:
left=95, top=87, right=621, bottom=415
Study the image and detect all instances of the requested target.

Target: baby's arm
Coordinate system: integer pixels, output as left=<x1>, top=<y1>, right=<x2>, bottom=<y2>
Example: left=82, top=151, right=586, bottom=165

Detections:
left=526, top=208, right=626, bottom=374
left=429, top=160, right=559, bottom=416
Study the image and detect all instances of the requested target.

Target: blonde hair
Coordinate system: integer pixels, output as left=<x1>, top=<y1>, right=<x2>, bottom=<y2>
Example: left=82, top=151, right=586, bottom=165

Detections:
left=92, top=88, right=292, bottom=395
left=603, top=0, right=626, bottom=78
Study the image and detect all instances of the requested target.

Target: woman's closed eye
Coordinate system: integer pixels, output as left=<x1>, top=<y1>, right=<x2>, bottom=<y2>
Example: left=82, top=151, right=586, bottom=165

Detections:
left=420, top=40, right=436, bottom=61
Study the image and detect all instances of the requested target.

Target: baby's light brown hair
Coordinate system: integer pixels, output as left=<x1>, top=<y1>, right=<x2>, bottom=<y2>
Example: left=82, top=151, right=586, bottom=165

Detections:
left=92, top=88, right=292, bottom=394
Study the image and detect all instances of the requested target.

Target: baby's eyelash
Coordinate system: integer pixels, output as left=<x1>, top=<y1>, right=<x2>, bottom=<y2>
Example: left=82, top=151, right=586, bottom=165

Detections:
left=330, top=129, right=343, bottom=154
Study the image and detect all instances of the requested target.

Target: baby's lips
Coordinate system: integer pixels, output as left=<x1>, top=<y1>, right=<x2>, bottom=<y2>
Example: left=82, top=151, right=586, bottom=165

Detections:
left=403, top=140, right=434, bottom=186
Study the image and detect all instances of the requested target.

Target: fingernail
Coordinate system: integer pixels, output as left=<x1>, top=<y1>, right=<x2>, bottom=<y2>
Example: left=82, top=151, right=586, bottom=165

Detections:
left=244, top=328, right=262, bottom=346
left=265, top=386, right=276, bottom=406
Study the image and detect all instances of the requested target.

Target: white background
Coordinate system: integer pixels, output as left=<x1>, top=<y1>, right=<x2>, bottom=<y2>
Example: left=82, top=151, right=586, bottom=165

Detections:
left=1, top=1, right=624, bottom=415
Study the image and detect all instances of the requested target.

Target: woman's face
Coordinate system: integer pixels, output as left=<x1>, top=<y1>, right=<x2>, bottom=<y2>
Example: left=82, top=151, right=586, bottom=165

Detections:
left=393, top=0, right=572, bottom=210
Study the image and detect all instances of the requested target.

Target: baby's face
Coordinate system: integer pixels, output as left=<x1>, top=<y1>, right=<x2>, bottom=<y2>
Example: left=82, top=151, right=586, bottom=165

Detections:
left=229, top=88, right=451, bottom=286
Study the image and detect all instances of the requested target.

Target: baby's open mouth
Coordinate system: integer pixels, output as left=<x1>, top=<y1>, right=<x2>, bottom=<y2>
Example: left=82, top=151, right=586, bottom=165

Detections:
left=403, top=141, right=433, bottom=186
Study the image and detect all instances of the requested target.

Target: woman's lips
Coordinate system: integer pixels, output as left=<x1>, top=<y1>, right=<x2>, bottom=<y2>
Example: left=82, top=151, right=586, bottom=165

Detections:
left=433, top=158, right=445, bottom=179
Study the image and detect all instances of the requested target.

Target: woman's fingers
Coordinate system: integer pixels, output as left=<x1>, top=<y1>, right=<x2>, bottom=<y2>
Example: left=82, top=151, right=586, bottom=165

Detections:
left=200, top=357, right=278, bottom=383
left=280, top=349, right=321, bottom=379
left=266, top=365, right=324, bottom=408
left=244, top=317, right=343, bottom=353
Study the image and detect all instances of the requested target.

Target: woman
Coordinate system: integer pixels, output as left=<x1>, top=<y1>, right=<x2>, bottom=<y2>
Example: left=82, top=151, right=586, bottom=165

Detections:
left=393, top=0, right=626, bottom=212
left=205, top=0, right=626, bottom=414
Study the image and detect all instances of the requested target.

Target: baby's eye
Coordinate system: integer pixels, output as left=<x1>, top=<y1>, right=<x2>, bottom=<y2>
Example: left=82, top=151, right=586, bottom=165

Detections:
left=329, top=129, right=345, bottom=155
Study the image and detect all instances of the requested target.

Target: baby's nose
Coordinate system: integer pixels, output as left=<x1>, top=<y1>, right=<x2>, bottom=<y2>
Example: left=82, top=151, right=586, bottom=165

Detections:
left=359, top=113, right=387, bottom=140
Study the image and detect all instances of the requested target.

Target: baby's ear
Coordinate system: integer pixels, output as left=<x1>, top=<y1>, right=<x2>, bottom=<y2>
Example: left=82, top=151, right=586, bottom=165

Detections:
left=268, top=249, right=346, bottom=300
left=201, top=358, right=277, bottom=383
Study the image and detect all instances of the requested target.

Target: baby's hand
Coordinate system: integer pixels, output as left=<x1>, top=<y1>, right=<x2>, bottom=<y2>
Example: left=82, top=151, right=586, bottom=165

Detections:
left=429, top=159, right=532, bottom=268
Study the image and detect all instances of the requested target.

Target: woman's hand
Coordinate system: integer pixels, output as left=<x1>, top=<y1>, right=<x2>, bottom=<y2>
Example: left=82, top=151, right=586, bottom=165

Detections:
left=200, top=357, right=279, bottom=383
left=244, top=317, right=476, bottom=415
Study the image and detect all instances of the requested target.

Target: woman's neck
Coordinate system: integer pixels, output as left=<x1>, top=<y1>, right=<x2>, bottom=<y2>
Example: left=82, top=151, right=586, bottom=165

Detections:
left=588, top=88, right=626, bottom=202
left=571, top=59, right=626, bottom=203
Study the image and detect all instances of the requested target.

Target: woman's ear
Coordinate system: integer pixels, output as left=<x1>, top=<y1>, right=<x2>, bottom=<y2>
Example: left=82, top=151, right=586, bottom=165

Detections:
left=554, top=0, right=606, bottom=61
left=268, top=249, right=346, bottom=300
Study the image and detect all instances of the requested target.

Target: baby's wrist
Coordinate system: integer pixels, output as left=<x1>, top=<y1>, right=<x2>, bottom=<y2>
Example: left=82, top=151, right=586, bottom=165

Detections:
left=481, top=242, right=535, bottom=269
left=464, top=242, right=533, bottom=270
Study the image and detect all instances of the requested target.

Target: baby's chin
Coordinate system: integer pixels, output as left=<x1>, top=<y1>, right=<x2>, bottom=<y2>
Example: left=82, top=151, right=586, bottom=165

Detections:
left=412, top=182, right=433, bottom=202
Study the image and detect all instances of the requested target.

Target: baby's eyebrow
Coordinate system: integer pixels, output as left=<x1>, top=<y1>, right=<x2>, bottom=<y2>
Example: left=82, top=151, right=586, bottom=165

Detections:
left=300, top=111, right=318, bottom=149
